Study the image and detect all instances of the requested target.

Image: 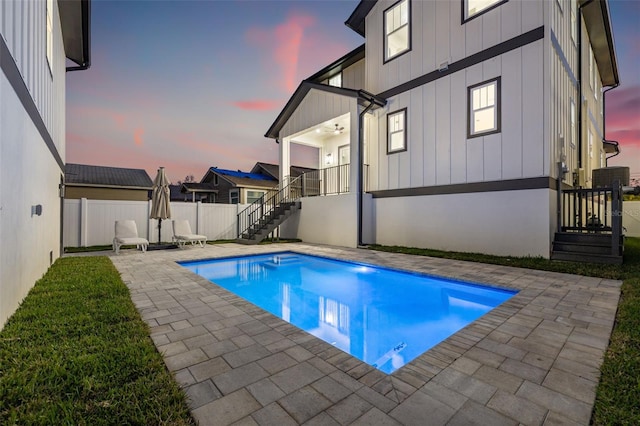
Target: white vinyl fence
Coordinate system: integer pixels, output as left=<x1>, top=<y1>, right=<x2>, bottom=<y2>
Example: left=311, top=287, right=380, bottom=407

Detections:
left=624, top=201, right=640, bottom=238
left=63, top=199, right=249, bottom=247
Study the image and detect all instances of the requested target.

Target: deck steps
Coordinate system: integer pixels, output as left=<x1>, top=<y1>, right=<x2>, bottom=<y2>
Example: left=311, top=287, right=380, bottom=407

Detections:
left=551, top=232, right=623, bottom=264
left=235, top=201, right=301, bottom=245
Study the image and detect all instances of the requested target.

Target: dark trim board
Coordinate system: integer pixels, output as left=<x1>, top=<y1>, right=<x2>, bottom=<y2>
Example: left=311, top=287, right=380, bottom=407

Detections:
left=378, top=26, right=544, bottom=99
left=370, top=176, right=560, bottom=198
left=0, top=36, right=65, bottom=171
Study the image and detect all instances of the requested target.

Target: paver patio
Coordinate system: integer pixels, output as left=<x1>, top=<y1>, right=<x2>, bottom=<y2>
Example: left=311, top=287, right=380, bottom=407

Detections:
left=107, top=243, right=621, bottom=425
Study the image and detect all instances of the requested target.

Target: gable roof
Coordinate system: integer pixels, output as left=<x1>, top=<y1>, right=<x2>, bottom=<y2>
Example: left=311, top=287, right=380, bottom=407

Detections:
left=251, top=162, right=317, bottom=180
left=345, top=0, right=377, bottom=36
left=206, top=167, right=278, bottom=189
left=306, top=44, right=366, bottom=83
left=65, top=163, right=153, bottom=189
left=265, top=81, right=385, bottom=139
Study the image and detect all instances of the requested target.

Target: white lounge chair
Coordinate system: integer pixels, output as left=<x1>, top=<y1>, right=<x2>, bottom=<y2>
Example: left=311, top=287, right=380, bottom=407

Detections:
left=113, top=220, right=149, bottom=254
left=172, top=219, right=207, bottom=248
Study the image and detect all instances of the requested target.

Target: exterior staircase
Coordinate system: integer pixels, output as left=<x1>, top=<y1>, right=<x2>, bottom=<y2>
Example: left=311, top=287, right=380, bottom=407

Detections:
left=551, top=181, right=623, bottom=264
left=551, top=232, right=623, bottom=264
left=236, top=176, right=303, bottom=244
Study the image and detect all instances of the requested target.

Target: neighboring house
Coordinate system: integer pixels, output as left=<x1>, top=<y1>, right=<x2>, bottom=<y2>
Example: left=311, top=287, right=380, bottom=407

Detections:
left=200, top=167, right=278, bottom=204
left=265, top=0, right=621, bottom=258
left=65, top=163, right=153, bottom=201
left=1, top=0, right=91, bottom=328
left=178, top=182, right=218, bottom=203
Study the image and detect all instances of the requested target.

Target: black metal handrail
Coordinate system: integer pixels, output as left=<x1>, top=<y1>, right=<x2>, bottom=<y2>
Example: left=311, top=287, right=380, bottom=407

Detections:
left=237, top=175, right=302, bottom=239
left=560, top=180, right=623, bottom=255
left=297, top=164, right=369, bottom=197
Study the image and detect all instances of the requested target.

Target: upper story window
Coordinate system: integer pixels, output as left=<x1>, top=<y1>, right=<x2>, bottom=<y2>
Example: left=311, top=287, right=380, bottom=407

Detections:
left=328, top=73, right=342, bottom=88
left=570, top=98, right=576, bottom=147
left=384, top=0, right=410, bottom=62
left=468, top=78, right=501, bottom=138
left=46, top=0, right=53, bottom=74
left=213, top=174, right=219, bottom=185
left=387, top=108, right=407, bottom=154
left=463, top=0, right=507, bottom=22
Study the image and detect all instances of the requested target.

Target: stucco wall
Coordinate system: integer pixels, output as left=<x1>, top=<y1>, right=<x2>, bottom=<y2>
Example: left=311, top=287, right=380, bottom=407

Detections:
left=373, top=188, right=553, bottom=258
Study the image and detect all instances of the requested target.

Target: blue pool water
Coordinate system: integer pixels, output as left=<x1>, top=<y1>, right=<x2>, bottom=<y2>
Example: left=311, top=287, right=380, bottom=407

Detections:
left=180, top=252, right=516, bottom=374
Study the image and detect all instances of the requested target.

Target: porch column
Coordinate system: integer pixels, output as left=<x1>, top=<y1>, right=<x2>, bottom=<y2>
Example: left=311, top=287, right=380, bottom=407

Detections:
left=349, top=108, right=360, bottom=194
left=280, top=137, right=291, bottom=187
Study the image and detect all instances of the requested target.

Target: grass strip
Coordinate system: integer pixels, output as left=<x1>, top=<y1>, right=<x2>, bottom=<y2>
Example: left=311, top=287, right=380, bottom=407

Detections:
left=370, top=237, right=640, bottom=424
left=0, top=257, right=195, bottom=425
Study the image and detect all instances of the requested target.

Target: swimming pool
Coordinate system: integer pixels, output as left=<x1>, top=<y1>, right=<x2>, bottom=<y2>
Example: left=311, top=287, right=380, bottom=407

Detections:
left=180, top=252, right=516, bottom=374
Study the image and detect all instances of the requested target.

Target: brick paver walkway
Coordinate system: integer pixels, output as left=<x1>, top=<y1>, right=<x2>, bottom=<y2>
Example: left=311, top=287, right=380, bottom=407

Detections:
left=107, top=243, right=621, bottom=425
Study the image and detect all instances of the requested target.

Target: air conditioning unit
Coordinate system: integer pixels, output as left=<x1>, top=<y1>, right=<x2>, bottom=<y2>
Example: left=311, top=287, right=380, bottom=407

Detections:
left=592, top=166, right=630, bottom=187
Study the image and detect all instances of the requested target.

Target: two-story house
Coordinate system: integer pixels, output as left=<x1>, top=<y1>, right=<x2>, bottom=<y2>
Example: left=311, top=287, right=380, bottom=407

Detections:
left=1, top=0, right=91, bottom=327
left=265, top=0, right=620, bottom=259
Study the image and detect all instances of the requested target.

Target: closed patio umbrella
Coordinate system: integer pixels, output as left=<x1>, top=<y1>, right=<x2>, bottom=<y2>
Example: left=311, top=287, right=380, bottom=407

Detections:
left=150, top=167, right=172, bottom=244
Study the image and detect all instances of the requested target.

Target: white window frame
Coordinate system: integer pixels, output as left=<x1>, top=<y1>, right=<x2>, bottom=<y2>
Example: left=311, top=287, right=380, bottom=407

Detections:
left=229, top=189, right=239, bottom=204
left=463, top=0, right=508, bottom=22
left=468, top=77, right=501, bottom=138
left=384, top=0, right=411, bottom=63
left=387, top=108, right=407, bottom=154
left=213, top=174, right=219, bottom=186
left=246, top=190, right=265, bottom=204
left=46, top=0, right=53, bottom=75
left=328, top=73, right=342, bottom=88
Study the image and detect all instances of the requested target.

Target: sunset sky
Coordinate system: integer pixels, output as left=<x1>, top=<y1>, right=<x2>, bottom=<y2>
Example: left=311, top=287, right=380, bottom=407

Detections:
left=66, top=0, right=640, bottom=184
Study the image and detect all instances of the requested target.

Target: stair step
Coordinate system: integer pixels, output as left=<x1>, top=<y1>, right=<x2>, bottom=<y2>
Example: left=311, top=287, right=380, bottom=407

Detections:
left=552, top=241, right=615, bottom=255
left=554, top=232, right=615, bottom=245
left=551, top=251, right=622, bottom=265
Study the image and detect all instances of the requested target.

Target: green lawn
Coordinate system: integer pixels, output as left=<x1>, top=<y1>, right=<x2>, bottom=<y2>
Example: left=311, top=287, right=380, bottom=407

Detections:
left=370, top=237, right=640, bottom=425
left=0, top=257, right=195, bottom=425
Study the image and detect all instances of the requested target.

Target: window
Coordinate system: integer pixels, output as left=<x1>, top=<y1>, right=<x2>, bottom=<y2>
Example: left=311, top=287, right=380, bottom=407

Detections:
left=570, top=99, right=576, bottom=147
left=229, top=189, right=239, bottom=204
left=468, top=78, right=501, bottom=138
left=570, top=0, right=577, bottom=44
left=213, top=174, right=219, bottom=186
left=464, top=0, right=507, bottom=22
left=384, top=0, right=410, bottom=62
left=246, top=190, right=265, bottom=204
left=328, top=73, right=342, bottom=88
left=387, top=108, right=407, bottom=154
left=46, top=0, right=53, bottom=74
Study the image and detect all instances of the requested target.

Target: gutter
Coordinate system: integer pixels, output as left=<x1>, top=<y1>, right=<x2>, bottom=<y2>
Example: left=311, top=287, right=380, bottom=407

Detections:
left=357, top=90, right=386, bottom=247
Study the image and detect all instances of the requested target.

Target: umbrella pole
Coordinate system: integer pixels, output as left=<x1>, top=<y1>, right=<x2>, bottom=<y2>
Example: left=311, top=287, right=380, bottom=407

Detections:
left=158, top=218, right=162, bottom=244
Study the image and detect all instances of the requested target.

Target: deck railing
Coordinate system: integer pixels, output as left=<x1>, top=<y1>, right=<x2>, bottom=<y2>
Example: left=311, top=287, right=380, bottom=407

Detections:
left=298, top=164, right=369, bottom=197
left=560, top=180, right=623, bottom=255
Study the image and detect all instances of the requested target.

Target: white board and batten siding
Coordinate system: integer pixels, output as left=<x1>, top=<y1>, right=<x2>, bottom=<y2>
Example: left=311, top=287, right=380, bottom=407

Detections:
left=280, top=89, right=358, bottom=140
left=1, top=1, right=68, bottom=327
left=364, top=0, right=544, bottom=95
left=370, top=41, right=545, bottom=192
left=341, top=58, right=365, bottom=91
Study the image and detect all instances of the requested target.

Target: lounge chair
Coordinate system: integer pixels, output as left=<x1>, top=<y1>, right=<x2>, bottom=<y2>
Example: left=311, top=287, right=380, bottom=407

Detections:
left=172, top=219, right=207, bottom=248
left=113, top=220, right=149, bottom=254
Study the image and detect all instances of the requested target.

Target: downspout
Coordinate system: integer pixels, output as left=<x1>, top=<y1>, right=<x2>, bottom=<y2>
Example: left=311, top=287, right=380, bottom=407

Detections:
left=602, top=84, right=620, bottom=165
left=357, top=102, right=376, bottom=247
left=357, top=91, right=386, bottom=247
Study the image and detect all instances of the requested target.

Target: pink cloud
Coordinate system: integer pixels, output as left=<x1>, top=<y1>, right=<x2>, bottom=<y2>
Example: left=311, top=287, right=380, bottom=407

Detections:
left=231, top=100, right=282, bottom=111
left=606, top=85, right=640, bottom=148
left=134, top=128, right=144, bottom=146
left=247, top=13, right=315, bottom=92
